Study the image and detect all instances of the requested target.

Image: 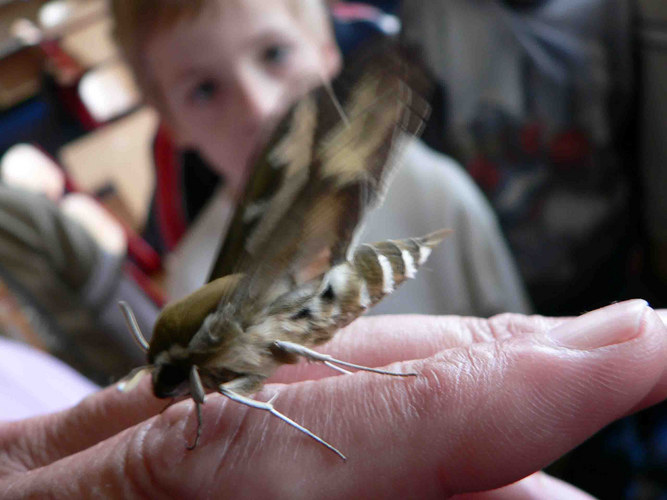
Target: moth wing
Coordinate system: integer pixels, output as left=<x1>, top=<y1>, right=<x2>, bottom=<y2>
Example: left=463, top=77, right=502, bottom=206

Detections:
left=209, top=44, right=431, bottom=308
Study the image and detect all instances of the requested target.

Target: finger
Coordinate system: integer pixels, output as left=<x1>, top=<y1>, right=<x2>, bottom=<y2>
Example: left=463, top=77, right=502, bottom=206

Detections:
left=13, top=300, right=663, bottom=498
left=270, top=312, right=564, bottom=383
left=451, top=472, right=596, bottom=499
left=0, top=375, right=161, bottom=474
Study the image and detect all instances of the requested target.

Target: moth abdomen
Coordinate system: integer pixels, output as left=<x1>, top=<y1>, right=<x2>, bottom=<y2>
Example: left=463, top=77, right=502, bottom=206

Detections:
left=312, top=228, right=451, bottom=333
left=351, top=229, right=451, bottom=306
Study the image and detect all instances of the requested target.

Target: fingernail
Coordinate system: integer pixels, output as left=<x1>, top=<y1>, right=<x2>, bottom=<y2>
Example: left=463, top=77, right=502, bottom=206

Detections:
left=548, top=299, right=649, bottom=349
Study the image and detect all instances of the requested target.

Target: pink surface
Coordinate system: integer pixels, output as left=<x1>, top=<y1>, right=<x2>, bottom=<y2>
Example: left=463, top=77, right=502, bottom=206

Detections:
left=0, top=338, right=98, bottom=421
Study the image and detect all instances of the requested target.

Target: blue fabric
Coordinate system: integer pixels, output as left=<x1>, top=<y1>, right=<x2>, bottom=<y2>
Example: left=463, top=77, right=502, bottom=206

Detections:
left=0, top=98, right=49, bottom=154
left=0, top=84, right=85, bottom=157
left=361, top=0, right=399, bottom=13
left=333, top=18, right=385, bottom=56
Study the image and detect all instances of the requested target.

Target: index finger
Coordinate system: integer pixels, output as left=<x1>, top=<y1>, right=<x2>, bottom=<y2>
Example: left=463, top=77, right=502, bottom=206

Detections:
left=0, top=376, right=162, bottom=474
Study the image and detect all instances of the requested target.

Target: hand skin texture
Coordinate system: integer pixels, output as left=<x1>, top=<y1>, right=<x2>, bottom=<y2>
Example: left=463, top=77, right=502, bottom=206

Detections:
left=1, top=299, right=666, bottom=499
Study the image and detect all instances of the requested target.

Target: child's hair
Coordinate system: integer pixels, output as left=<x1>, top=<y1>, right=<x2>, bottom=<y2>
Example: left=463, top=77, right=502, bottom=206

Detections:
left=111, top=0, right=335, bottom=100
left=111, top=0, right=208, bottom=96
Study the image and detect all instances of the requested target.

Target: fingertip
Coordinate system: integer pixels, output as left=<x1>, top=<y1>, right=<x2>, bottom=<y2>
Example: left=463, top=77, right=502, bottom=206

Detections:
left=546, top=299, right=649, bottom=350
left=5, top=374, right=165, bottom=472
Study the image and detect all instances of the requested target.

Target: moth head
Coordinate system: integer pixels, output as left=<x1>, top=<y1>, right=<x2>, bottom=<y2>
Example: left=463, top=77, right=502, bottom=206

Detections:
left=118, top=276, right=244, bottom=397
left=151, top=355, right=192, bottom=399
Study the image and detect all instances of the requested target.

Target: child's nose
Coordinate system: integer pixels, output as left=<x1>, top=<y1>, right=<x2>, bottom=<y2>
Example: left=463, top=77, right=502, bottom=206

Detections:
left=235, top=74, right=282, bottom=124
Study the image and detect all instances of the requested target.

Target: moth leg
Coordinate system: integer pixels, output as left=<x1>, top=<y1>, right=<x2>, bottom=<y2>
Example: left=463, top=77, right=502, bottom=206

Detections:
left=218, top=381, right=347, bottom=461
left=187, top=366, right=206, bottom=450
left=274, top=340, right=418, bottom=377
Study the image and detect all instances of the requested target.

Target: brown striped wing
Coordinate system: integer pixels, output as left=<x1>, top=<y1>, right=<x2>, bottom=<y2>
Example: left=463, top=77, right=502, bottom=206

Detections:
left=209, top=44, right=431, bottom=311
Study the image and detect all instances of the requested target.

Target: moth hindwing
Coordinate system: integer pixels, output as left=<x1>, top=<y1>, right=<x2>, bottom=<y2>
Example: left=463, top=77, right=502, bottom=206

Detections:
left=119, top=44, right=446, bottom=461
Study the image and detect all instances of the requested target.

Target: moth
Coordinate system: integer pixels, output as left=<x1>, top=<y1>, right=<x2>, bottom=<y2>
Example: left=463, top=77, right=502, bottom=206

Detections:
left=119, top=45, right=447, bottom=461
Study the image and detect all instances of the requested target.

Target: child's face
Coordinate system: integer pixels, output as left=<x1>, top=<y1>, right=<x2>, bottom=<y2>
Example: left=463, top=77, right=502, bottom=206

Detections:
left=145, top=0, right=340, bottom=194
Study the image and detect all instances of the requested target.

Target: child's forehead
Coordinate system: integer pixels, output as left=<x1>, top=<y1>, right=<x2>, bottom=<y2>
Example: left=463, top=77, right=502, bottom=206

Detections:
left=144, top=0, right=330, bottom=87
left=160, top=0, right=315, bottom=39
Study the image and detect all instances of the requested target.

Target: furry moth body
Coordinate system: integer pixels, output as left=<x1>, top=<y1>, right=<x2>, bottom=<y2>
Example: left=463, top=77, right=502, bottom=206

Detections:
left=119, top=44, right=440, bottom=460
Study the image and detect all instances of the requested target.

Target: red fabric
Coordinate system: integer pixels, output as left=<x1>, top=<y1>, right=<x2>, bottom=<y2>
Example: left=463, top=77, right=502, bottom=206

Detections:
left=124, top=262, right=165, bottom=307
left=332, top=3, right=383, bottom=21
left=153, top=124, right=188, bottom=251
left=39, top=40, right=100, bottom=130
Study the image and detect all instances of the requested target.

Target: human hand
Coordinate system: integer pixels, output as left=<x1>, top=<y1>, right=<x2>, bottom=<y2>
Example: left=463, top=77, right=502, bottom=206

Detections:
left=1, top=299, right=665, bottom=498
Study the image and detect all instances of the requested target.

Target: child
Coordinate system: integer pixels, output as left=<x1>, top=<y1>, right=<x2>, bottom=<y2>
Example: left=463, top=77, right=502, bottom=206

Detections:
left=111, top=0, right=531, bottom=316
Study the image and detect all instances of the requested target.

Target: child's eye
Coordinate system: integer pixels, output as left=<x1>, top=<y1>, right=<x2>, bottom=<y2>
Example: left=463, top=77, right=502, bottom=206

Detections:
left=262, top=44, right=290, bottom=66
left=190, top=79, right=219, bottom=103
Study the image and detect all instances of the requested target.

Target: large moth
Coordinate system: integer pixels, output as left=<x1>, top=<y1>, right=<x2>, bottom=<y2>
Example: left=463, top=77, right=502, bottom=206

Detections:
left=119, top=45, right=447, bottom=460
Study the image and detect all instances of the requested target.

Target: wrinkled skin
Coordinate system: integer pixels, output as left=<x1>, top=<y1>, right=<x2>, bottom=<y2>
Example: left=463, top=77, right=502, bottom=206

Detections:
left=1, top=300, right=666, bottom=498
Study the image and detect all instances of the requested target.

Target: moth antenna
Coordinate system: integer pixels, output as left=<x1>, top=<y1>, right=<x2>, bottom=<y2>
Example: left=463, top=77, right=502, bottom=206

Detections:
left=323, top=79, right=350, bottom=128
left=219, top=386, right=347, bottom=461
left=118, top=301, right=150, bottom=352
left=275, top=340, right=418, bottom=377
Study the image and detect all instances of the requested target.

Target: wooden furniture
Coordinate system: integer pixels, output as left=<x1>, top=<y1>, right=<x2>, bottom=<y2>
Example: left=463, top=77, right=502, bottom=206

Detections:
left=78, top=59, right=141, bottom=123
left=59, top=107, right=157, bottom=229
left=60, top=15, right=115, bottom=68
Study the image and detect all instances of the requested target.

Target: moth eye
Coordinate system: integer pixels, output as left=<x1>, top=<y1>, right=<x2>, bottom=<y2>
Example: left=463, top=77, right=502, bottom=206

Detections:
left=154, top=364, right=189, bottom=398
left=321, top=285, right=335, bottom=302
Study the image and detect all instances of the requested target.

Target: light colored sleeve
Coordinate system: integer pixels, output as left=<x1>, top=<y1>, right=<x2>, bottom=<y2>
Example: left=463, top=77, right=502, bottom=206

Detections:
left=359, top=140, right=532, bottom=317
left=0, top=337, right=98, bottom=421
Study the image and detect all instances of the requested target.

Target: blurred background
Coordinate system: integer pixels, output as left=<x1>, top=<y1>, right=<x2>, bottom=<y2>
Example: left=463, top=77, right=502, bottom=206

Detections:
left=0, top=0, right=664, bottom=497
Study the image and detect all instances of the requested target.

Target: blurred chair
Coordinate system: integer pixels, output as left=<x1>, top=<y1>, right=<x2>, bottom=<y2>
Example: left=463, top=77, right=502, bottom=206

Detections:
left=0, top=40, right=43, bottom=110
left=38, top=0, right=107, bottom=35
left=77, top=60, right=140, bottom=125
left=0, top=143, right=125, bottom=256
left=0, top=143, right=65, bottom=201
left=60, top=16, right=116, bottom=68
left=0, top=133, right=164, bottom=303
left=58, top=106, right=157, bottom=232
left=59, top=192, right=126, bottom=256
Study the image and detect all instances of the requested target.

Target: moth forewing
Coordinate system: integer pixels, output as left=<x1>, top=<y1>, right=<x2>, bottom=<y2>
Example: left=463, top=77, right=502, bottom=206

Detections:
left=119, top=44, right=443, bottom=460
